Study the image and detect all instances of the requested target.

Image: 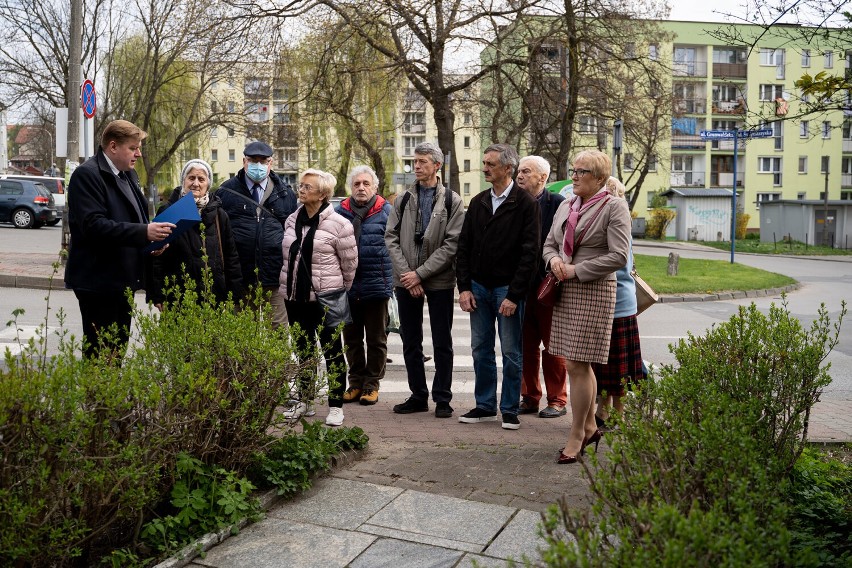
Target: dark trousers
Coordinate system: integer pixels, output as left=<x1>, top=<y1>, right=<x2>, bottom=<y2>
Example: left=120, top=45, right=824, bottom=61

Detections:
left=342, top=297, right=389, bottom=391
left=74, top=289, right=133, bottom=359
left=285, top=300, right=346, bottom=407
left=395, top=286, right=454, bottom=403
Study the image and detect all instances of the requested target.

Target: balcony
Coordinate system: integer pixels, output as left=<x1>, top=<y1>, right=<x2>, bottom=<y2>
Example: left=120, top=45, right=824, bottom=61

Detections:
left=673, top=61, right=708, bottom=77
left=713, top=62, right=748, bottom=78
left=402, top=123, right=426, bottom=134
left=671, top=134, right=705, bottom=150
left=673, top=98, right=707, bottom=114
left=710, top=171, right=744, bottom=187
left=843, top=173, right=852, bottom=188
left=712, top=100, right=746, bottom=115
left=670, top=170, right=706, bottom=187
left=711, top=139, right=746, bottom=151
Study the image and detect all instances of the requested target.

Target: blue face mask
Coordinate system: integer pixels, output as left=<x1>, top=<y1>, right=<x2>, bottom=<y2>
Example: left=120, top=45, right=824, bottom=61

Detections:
left=246, top=162, right=269, bottom=183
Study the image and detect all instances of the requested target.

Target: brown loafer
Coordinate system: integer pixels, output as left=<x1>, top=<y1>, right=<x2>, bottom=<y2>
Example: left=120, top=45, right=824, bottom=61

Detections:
left=519, top=400, right=539, bottom=414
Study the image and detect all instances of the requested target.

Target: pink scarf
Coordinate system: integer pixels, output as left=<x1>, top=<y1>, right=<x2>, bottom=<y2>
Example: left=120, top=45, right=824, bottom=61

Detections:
left=563, top=188, right=610, bottom=257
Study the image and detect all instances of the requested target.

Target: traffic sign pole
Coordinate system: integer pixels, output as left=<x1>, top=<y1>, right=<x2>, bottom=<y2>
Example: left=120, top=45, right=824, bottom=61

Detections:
left=731, top=128, right=738, bottom=264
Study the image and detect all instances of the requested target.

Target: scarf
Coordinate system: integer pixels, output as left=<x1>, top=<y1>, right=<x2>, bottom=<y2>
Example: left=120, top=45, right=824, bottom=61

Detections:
left=563, top=188, right=610, bottom=258
left=181, top=188, right=210, bottom=211
left=348, top=194, right=377, bottom=246
left=287, top=203, right=328, bottom=302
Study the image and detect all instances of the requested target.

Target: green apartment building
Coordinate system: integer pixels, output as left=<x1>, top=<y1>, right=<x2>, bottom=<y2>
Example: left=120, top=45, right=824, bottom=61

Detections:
left=483, top=18, right=851, bottom=234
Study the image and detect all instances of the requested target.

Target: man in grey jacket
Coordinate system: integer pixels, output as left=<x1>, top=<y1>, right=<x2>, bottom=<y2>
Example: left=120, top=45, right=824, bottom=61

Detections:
left=385, top=142, right=465, bottom=418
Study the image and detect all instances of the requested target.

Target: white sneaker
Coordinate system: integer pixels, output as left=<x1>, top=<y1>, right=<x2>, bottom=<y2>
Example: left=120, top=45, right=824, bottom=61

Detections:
left=284, top=401, right=315, bottom=419
left=325, top=407, right=344, bottom=427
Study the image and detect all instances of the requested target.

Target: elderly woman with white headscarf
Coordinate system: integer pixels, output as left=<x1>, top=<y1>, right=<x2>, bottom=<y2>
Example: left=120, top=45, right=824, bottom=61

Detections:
left=149, top=159, right=244, bottom=310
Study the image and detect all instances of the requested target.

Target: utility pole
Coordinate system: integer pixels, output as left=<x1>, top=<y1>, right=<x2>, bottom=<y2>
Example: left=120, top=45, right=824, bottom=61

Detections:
left=67, top=0, right=83, bottom=164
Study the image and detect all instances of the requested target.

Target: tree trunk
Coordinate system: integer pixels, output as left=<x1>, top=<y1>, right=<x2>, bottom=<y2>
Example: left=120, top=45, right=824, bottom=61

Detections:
left=432, top=92, right=459, bottom=194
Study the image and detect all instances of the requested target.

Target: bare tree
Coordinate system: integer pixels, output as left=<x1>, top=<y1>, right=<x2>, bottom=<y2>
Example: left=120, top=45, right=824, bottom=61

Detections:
left=294, top=19, right=404, bottom=196
left=101, top=0, right=277, bottom=196
left=482, top=0, right=670, bottom=196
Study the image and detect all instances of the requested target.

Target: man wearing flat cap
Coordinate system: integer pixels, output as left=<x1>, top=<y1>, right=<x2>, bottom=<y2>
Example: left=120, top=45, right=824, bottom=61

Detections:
left=217, top=140, right=297, bottom=327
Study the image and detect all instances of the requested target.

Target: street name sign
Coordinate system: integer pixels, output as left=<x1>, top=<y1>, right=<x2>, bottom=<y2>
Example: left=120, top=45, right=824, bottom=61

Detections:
left=699, top=129, right=773, bottom=139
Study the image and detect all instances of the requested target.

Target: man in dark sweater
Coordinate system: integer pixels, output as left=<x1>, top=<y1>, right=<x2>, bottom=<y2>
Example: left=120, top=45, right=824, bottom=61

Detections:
left=456, top=143, right=541, bottom=430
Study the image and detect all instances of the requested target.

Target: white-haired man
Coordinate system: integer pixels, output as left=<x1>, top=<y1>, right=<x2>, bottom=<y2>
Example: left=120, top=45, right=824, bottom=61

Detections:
left=516, top=155, right=568, bottom=418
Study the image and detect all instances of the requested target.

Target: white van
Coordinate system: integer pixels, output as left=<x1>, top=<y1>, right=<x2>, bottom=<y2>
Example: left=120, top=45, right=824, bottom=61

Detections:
left=0, top=175, right=66, bottom=225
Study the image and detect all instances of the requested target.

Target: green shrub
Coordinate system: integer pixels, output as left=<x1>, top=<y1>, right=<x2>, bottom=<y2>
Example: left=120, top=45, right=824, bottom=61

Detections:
left=252, top=420, right=369, bottom=497
left=0, top=266, right=330, bottom=565
left=787, top=447, right=852, bottom=566
left=539, top=299, right=846, bottom=566
left=645, top=207, right=676, bottom=239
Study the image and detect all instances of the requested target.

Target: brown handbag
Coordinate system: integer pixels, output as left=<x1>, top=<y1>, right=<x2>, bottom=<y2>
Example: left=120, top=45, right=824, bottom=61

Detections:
left=536, top=272, right=561, bottom=308
left=632, top=268, right=658, bottom=315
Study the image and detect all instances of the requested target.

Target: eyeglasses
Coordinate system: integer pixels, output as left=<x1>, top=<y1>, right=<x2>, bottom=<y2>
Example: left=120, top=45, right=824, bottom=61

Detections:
left=298, top=183, right=314, bottom=191
left=569, top=168, right=593, bottom=178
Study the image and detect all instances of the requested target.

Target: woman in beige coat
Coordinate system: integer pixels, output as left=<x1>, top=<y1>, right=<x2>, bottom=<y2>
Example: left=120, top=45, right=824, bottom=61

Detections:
left=542, top=150, right=631, bottom=463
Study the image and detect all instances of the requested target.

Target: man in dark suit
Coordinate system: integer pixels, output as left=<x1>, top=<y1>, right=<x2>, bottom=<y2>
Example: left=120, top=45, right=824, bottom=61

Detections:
left=65, top=120, right=174, bottom=359
left=216, top=141, right=297, bottom=328
left=516, top=155, right=568, bottom=419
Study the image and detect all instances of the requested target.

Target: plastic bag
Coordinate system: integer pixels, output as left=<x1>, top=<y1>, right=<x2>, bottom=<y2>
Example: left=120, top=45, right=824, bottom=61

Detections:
left=387, top=295, right=401, bottom=334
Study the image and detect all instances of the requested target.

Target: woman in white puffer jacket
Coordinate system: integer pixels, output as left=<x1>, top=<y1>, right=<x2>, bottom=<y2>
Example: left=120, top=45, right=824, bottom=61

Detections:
left=279, top=168, right=358, bottom=426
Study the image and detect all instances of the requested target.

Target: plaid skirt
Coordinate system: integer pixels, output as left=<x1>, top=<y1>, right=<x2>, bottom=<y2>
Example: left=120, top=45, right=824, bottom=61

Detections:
left=591, top=315, right=646, bottom=396
left=548, top=278, right=616, bottom=364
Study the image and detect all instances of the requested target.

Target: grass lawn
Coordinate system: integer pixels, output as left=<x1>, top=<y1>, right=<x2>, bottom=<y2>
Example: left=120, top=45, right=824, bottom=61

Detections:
left=634, top=254, right=796, bottom=295
left=697, top=239, right=852, bottom=256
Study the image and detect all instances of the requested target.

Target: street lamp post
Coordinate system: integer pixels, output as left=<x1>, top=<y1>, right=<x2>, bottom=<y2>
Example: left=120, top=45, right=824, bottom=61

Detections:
left=823, top=155, right=830, bottom=246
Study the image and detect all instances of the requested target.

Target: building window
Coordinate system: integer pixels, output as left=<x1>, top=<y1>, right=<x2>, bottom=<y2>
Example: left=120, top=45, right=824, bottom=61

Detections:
left=764, top=120, right=783, bottom=150
left=648, top=154, right=657, bottom=171
left=463, top=182, right=470, bottom=196
left=211, top=100, right=218, bottom=113
left=227, top=127, right=235, bottom=137
left=310, top=149, right=320, bottom=162
left=578, top=116, right=597, bottom=133
left=800, top=121, right=809, bottom=137
left=403, top=112, right=425, bottom=133
left=798, top=192, right=806, bottom=200
left=646, top=190, right=658, bottom=207
left=798, top=156, right=807, bottom=173
left=649, top=44, right=658, bottom=60
left=624, top=153, right=634, bottom=170
left=227, top=101, right=235, bottom=113
left=758, top=157, right=782, bottom=186
left=403, top=136, right=424, bottom=156
left=760, top=48, right=782, bottom=66
left=463, top=159, right=471, bottom=172
left=823, top=121, right=832, bottom=138
left=624, top=42, right=636, bottom=58
left=211, top=149, right=218, bottom=162
left=824, top=50, right=834, bottom=68
left=755, top=192, right=781, bottom=209
left=759, top=84, right=783, bottom=101
left=228, top=149, right=235, bottom=162
left=843, top=120, right=852, bottom=140
left=211, top=127, right=218, bottom=138
left=464, top=136, right=471, bottom=149
left=821, top=156, right=830, bottom=173
left=801, top=49, right=810, bottom=67
left=464, top=112, right=472, bottom=125
left=841, top=190, right=852, bottom=200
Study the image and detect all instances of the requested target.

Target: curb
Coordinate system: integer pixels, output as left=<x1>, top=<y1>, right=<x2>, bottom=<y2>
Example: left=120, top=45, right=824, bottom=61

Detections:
left=658, top=283, right=800, bottom=303
left=152, top=445, right=366, bottom=568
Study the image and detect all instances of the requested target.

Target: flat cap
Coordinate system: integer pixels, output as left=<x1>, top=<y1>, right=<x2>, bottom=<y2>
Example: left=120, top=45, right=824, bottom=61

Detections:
left=243, top=141, right=273, bottom=158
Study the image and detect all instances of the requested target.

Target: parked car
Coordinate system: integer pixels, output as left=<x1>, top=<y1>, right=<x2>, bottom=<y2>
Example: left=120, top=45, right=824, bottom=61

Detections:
left=0, top=178, right=58, bottom=229
left=0, top=174, right=65, bottom=226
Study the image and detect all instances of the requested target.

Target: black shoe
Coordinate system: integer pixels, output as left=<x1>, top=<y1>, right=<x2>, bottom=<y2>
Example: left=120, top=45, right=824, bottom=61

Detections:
left=458, top=407, right=498, bottom=423
left=502, top=413, right=520, bottom=430
left=435, top=402, right=454, bottom=418
left=518, top=400, right=539, bottom=414
left=595, top=414, right=609, bottom=431
left=423, top=355, right=432, bottom=362
left=393, top=397, right=429, bottom=414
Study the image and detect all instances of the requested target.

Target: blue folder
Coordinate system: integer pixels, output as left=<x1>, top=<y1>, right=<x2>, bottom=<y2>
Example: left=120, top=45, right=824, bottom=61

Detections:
left=143, top=192, right=201, bottom=253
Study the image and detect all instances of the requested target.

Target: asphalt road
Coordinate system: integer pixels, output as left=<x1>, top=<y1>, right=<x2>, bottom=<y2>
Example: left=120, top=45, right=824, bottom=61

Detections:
left=1, top=224, right=850, bottom=400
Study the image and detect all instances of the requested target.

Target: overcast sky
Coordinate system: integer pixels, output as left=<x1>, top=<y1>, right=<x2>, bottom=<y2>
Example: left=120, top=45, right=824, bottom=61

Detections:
left=668, top=0, right=752, bottom=23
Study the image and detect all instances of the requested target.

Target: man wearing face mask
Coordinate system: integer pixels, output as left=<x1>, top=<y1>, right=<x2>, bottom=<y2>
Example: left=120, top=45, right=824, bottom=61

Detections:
left=217, top=141, right=298, bottom=328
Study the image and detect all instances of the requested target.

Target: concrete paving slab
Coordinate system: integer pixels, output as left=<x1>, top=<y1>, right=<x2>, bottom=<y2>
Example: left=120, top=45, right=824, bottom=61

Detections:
left=193, top=517, right=375, bottom=568
left=365, top=489, right=515, bottom=545
left=459, top=553, right=532, bottom=567
left=349, top=538, right=464, bottom=568
left=357, top=523, right=483, bottom=554
left=483, top=509, right=549, bottom=563
left=270, top=477, right=403, bottom=530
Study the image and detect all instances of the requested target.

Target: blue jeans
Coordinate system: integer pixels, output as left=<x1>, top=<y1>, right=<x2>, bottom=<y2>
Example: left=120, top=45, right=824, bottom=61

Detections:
left=469, top=280, right=524, bottom=415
